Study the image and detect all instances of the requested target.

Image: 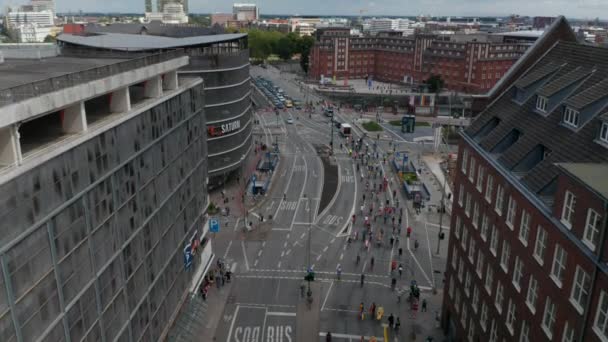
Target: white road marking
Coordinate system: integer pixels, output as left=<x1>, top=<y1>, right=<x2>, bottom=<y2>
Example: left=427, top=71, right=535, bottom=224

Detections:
left=339, top=253, right=344, bottom=260
left=223, top=241, right=233, bottom=259
left=300, top=232, right=306, bottom=239
left=273, top=157, right=298, bottom=219
left=241, top=241, right=250, bottom=271
left=322, top=246, right=328, bottom=252
left=321, top=281, right=334, bottom=312
left=226, top=305, right=240, bottom=342
left=258, top=250, right=263, bottom=257
left=280, top=251, right=285, bottom=257
left=278, top=261, right=282, bottom=268
left=254, top=259, right=259, bottom=267
left=266, top=311, right=297, bottom=317
left=425, top=221, right=437, bottom=288
left=316, top=254, right=322, bottom=261
left=285, top=249, right=291, bottom=256
left=233, top=218, right=241, bottom=231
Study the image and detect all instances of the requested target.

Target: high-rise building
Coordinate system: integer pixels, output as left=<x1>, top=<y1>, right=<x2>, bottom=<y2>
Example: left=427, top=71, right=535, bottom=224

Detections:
left=441, top=17, right=608, bottom=341
left=158, top=0, right=187, bottom=15
left=6, top=10, right=54, bottom=28
left=145, top=0, right=153, bottom=13
left=0, top=47, right=209, bottom=342
left=233, top=3, right=258, bottom=22
left=30, top=0, right=55, bottom=16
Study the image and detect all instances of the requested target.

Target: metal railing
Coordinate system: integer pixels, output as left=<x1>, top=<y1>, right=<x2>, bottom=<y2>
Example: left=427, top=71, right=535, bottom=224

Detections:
left=0, top=49, right=186, bottom=107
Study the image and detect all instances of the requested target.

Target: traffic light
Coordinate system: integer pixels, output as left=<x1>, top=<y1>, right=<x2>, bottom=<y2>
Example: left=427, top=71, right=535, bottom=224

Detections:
left=439, top=232, right=445, bottom=240
left=305, top=271, right=315, bottom=281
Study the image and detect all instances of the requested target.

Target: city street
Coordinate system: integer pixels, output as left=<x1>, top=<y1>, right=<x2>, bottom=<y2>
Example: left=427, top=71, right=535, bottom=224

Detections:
left=208, top=66, right=453, bottom=341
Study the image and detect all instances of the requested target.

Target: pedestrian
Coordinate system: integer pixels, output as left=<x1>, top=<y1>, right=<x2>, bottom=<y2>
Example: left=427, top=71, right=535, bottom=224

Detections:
left=414, top=239, right=420, bottom=251
left=390, top=236, right=394, bottom=246
left=399, top=247, right=403, bottom=257
left=398, top=217, right=402, bottom=226
left=361, top=273, right=365, bottom=287
left=359, top=302, right=365, bottom=320
left=391, top=277, right=397, bottom=290
left=370, top=256, right=375, bottom=270
left=215, top=274, right=222, bottom=289
left=336, top=264, right=342, bottom=280
left=395, top=317, right=401, bottom=332
left=326, top=332, right=332, bottom=342
left=388, top=313, right=394, bottom=328
left=399, top=264, right=403, bottom=278
left=356, top=254, right=361, bottom=265
left=422, top=298, right=427, bottom=312
left=369, top=302, right=376, bottom=317
left=407, top=226, right=412, bottom=238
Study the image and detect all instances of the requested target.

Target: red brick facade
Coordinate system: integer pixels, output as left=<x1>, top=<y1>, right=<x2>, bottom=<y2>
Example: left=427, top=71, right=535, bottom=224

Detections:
left=442, top=139, right=608, bottom=341
left=308, top=28, right=530, bottom=94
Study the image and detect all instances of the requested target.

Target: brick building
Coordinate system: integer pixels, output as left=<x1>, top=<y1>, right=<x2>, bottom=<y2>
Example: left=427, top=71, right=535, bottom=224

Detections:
left=308, top=27, right=531, bottom=94
left=442, top=34, right=608, bottom=342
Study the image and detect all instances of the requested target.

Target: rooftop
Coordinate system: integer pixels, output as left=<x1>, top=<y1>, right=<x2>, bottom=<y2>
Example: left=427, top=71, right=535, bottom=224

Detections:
left=556, top=163, right=608, bottom=200
left=58, top=32, right=247, bottom=51
left=0, top=56, right=127, bottom=91
left=492, top=30, right=545, bottom=38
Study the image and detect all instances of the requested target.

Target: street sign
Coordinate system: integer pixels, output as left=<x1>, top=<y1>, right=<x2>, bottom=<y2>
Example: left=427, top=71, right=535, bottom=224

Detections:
left=184, top=244, right=193, bottom=270
left=209, top=217, right=220, bottom=233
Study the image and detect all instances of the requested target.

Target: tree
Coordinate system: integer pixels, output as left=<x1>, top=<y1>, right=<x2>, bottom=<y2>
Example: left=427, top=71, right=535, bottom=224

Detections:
left=425, top=75, right=444, bottom=93
left=276, top=36, right=294, bottom=61
left=43, top=35, right=56, bottom=42
left=298, top=35, right=315, bottom=73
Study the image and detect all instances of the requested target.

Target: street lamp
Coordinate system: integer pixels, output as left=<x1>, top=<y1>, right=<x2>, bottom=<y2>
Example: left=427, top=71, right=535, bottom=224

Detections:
left=304, top=194, right=314, bottom=302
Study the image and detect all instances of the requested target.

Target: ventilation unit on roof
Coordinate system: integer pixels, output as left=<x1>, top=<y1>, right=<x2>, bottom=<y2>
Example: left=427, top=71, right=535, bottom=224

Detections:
left=490, top=129, right=521, bottom=155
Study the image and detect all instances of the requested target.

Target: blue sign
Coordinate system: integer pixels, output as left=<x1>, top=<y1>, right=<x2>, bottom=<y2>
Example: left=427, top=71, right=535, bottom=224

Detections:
left=209, top=217, right=220, bottom=233
left=184, top=245, right=193, bottom=270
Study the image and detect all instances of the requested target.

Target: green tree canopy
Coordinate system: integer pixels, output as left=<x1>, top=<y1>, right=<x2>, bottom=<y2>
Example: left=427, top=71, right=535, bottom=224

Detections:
left=425, top=75, right=445, bottom=93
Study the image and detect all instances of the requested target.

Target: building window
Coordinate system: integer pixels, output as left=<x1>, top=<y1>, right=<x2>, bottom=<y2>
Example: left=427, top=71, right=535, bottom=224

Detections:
left=495, top=281, right=504, bottom=313
left=485, top=265, right=494, bottom=295
left=480, top=214, right=489, bottom=242
left=506, top=196, right=517, bottom=229
left=570, top=266, right=590, bottom=314
left=495, top=184, right=504, bottom=215
left=476, top=165, right=485, bottom=191
left=490, top=225, right=499, bottom=256
left=461, top=149, right=469, bottom=174
left=461, top=304, right=468, bottom=329
left=469, top=157, right=476, bottom=182
left=500, top=241, right=511, bottom=273
left=472, top=202, right=480, bottom=229
left=490, top=320, right=498, bottom=342
left=506, top=299, right=517, bottom=335
left=583, top=209, right=601, bottom=251
left=550, top=244, right=567, bottom=287
left=563, top=106, right=580, bottom=127
left=542, top=297, right=557, bottom=339
left=536, top=95, right=548, bottom=112
left=472, top=285, right=480, bottom=313
left=465, top=271, right=472, bottom=296
left=533, top=226, right=547, bottom=265
left=468, top=318, right=476, bottom=342
left=476, top=250, right=485, bottom=278
left=458, top=258, right=465, bottom=282
left=452, top=246, right=458, bottom=269
left=480, top=302, right=488, bottom=331
left=519, top=210, right=531, bottom=246
left=593, top=291, right=608, bottom=340
left=562, top=322, right=575, bottom=342
left=465, top=193, right=472, bottom=217
left=561, top=190, right=576, bottom=228
left=458, top=184, right=464, bottom=206
left=462, top=226, right=468, bottom=250
left=520, top=321, right=530, bottom=342
left=468, top=238, right=476, bottom=262
left=449, top=276, right=455, bottom=298
left=485, top=174, right=494, bottom=203
left=526, top=275, right=538, bottom=313
left=512, top=257, right=524, bottom=292
left=454, top=216, right=462, bottom=240
left=455, top=290, right=461, bottom=313
left=600, top=122, right=608, bottom=144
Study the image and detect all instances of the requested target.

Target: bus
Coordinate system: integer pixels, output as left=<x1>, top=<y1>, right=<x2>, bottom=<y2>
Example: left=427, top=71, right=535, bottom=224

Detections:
left=340, top=123, right=352, bottom=137
left=285, top=100, right=293, bottom=108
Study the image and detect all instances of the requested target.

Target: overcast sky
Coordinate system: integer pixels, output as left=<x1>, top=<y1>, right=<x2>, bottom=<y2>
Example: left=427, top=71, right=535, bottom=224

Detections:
left=11, top=0, right=607, bottom=19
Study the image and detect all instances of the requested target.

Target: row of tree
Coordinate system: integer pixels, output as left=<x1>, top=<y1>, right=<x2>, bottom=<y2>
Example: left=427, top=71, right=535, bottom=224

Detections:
left=245, top=29, right=315, bottom=73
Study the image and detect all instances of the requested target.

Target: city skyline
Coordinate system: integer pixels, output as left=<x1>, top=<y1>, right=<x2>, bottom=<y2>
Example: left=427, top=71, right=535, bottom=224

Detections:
left=5, top=0, right=608, bottom=19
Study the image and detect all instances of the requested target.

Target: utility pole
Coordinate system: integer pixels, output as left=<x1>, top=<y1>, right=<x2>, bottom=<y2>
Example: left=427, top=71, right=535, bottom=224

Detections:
left=305, top=194, right=313, bottom=301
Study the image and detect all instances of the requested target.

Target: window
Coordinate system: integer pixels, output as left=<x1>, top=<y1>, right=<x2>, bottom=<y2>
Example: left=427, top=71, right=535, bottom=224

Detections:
left=468, top=318, right=476, bottom=342
left=461, top=304, right=468, bottom=329
left=476, top=165, right=485, bottom=191
left=465, top=193, right=472, bottom=217
left=472, top=202, right=480, bottom=229
left=465, top=271, right=472, bottom=296
left=563, top=106, right=580, bottom=127
left=485, top=265, right=494, bottom=295
left=593, top=291, right=608, bottom=340
left=600, top=122, right=608, bottom=144
left=458, top=258, right=465, bottom=282
left=485, top=174, right=494, bottom=203
left=533, top=226, right=547, bottom=265
left=561, top=191, right=576, bottom=228
left=495, top=281, right=504, bottom=313
left=481, top=214, right=489, bottom=241
left=452, top=246, right=458, bottom=269
left=506, top=299, right=517, bottom=335
left=461, top=149, right=469, bottom=174
left=449, top=276, right=455, bottom=298
left=526, top=275, right=539, bottom=313
left=536, top=95, right=548, bottom=112
left=480, top=302, right=488, bottom=331
left=455, top=290, right=461, bottom=313
left=512, top=257, right=524, bottom=291
left=476, top=252, right=485, bottom=278
left=506, top=196, right=517, bottom=229
left=583, top=209, right=601, bottom=250
left=520, top=322, right=530, bottom=342
left=542, top=297, right=557, bottom=339
left=458, top=184, right=464, bottom=206
left=500, top=241, right=511, bottom=273
left=570, top=266, right=590, bottom=314
left=490, top=319, right=498, bottom=342
left=550, top=244, right=568, bottom=287
left=562, top=322, right=575, bottom=342
left=490, top=225, right=499, bottom=256
left=468, top=238, right=476, bottom=262
left=495, top=184, right=504, bottom=215
left=469, top=158, right=476, bottom=182
left=454, top=216, right=462, bottom=240
left=472, top=285, right=480, bottom=313
left=519, top=210, right=531, bottom=246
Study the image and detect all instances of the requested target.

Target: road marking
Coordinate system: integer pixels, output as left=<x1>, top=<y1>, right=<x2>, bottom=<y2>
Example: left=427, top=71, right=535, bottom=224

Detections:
left=425, top=221, right=437, bottom=288
left=241, top=241, right=250, bottom=271
left=316, top=254, right=322, bottom=261
left=408, top=239, right=433, bottom=287
left=262, top=242, right=266, bottom=247
left=223, top=241, right=233, bottom=259
left=254, top=259, right=259, bottom=267
left=283, top=242, right=288, bottom=248
left=234, top=218, right=241, bottom=232
left=319, top=332, right=384, bottom=340
left=300, top=232, right=306, bottom=239
left=278, top=261, right=282, bottom=268
left=266, top=311, right=297, bottom=317
left=273, top=157, right=298, bottom=219
left=322, top=246, right=328, bottom=252
left=285, top=249, right=291, bottom=256
left=258, top=250, right=263, bottom=257
left=272, top=228, right=292, bottom=231
left=339, top=253, right=344, bottom=260
left=321, top=281, right=334, bottom=311
left=280, top=251, right=285, bottom=257
left=286, top=233, right=290, bottom=239
left=330, top=238, right=336, bottom=244
left=226, top=305, right=240, bottom=342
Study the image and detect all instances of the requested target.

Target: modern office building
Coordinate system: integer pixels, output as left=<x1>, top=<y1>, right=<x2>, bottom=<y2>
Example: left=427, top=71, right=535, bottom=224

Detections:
left=58, top=30, right=252, bottom=185
left=0, top=48, right=210, bottom=342
left=442, top=27, right=608, bottom=342
left=233, top=3, right=258, bottom=22
left=308, top=26, right=532, bottom=94
left=6, top=10, right=54, bottom=27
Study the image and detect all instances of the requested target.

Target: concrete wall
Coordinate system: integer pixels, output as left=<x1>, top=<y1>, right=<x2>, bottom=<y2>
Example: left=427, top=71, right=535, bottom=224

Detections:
left=0, top=82, right=208, bottom=342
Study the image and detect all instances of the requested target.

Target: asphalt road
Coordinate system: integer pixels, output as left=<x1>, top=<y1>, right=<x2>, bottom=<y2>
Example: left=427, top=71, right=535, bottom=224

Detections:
left=210, top=66, right=452, bottom=342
